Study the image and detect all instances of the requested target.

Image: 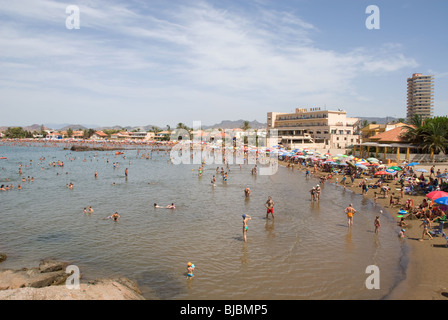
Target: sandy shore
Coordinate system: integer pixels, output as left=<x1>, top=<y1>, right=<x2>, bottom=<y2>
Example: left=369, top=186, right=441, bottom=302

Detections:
left=280, top=160, right=448, bottom=300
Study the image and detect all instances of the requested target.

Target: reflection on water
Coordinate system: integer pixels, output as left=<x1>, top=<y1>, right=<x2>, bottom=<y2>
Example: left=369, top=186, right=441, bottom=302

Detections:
left=0, top=145, right=406, bottom=299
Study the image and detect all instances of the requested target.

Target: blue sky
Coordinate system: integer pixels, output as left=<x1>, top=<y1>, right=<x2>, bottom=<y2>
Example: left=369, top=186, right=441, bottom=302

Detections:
left=1, top=0, right=447, bottom=128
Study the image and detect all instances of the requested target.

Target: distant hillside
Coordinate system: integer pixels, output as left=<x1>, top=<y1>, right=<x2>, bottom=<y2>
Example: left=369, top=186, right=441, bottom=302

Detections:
left=356, top=116, right=400, bottom=124
left=203, top=119, right=266, bottom=130
left=0, top=124, right=47, bottom=132
left=1, top=120, right=268, bottom=133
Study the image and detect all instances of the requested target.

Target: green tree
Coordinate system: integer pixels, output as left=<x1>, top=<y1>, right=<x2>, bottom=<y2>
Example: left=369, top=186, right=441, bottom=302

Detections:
left=402, top=116, right=448, bottom=160
left=4, top=127, right=33, bottom=138
left=67, top=128, right=73, bottom=138
left=83, top=128, right=95, bottom=139
left=241, top=120, right=251, bottom=131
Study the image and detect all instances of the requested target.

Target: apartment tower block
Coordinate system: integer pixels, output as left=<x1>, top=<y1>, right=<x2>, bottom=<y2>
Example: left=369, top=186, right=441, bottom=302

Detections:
left=406, top=73, right=434, bottom=120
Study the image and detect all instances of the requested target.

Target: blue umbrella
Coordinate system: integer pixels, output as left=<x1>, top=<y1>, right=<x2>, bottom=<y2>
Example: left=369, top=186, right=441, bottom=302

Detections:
left=416, top=169, right=428, bottom=172
left=435, top=197, right=448, bottom=206
left=407, top=162, right=420, bottom=166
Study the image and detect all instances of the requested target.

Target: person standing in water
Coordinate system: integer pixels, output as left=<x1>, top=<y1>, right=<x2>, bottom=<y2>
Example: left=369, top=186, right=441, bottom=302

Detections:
left=186, top=262, right=195, bottom=278
left=374, top=216, right=381, bottom=234
left=345, top=204, right=356, bottom=227
left=242, top=214, right=251, bottom=242
left=265, top=196, right=274, bottom=219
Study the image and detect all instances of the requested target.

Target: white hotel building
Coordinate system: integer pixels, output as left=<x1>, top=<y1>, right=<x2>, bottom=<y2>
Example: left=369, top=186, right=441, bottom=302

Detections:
left=267, top=108, right=361, bottom=150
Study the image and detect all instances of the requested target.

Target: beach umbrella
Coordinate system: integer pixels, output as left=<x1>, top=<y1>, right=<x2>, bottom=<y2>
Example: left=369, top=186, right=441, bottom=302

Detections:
left=367, top=157, right=379, bottom=162
left=436, top=173, right=448, bottom=179
left=426, top=191, right=448, bottom=200
left=389, top=166, right=402, bottom=171
left=374, top=170, right=389, bottom=175
left=407, top=162, right=420, bottom=166
left=397, top=209, right=407, bottom=218
left=416, top=169, right=428, bottom=173
left=346, top=161, right=355, bottom=167
left=434, top=197, right=448, bottom=206
left=385, top=169, right=396, bottom=173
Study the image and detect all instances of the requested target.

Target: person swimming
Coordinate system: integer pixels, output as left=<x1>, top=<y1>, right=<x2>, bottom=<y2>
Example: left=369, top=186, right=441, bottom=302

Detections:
left=110, top=212, right=120, bottom=222
left=154, top=203, right=175, bottom=209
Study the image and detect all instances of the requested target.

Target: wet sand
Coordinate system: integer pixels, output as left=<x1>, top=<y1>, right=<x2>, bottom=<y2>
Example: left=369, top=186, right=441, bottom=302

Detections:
left=282, top=160, right=448, bottom=300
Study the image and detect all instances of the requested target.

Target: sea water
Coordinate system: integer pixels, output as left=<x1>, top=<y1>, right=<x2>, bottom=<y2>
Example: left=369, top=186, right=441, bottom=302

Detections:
left=0, top=144, right=407, bottom=299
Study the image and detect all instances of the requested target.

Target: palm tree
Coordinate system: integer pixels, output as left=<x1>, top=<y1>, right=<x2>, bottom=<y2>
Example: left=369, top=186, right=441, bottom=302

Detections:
left=241, top=120, right=251, bottom=131
left=402, top=114, right=424, bottom=144
left=420, top=118, right=448, bottom=161
left=402, top=116, right=448, bottom=161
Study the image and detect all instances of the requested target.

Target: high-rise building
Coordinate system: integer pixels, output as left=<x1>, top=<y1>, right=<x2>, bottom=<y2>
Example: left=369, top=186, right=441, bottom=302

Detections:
left=406, top=73, right=434, bottom=120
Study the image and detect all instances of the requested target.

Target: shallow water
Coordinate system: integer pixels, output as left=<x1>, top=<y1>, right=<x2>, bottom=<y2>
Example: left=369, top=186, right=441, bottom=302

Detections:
left=0, top=145, right=407, bottom=299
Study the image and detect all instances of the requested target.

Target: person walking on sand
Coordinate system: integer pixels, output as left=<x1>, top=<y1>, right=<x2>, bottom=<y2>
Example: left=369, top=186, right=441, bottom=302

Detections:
left=242, top=214, right=252, bottom=242
left=419, top=215, right=433, bottom=241
left=345, top=204, right=356, bottom=227
left=265, top=196, right=274, bottom=219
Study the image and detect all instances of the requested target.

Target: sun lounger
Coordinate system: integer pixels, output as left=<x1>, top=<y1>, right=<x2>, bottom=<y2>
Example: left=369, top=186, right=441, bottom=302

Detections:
left=430, top=221, right=448, bottom=247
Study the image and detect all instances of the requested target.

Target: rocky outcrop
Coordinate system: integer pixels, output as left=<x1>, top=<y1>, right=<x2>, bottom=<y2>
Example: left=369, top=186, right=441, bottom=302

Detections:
left=0, top=259, right=145, bottom=300
left=67, top=145, right=124, bottom=152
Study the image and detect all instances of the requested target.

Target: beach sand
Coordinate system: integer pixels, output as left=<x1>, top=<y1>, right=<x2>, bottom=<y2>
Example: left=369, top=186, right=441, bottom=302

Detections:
left=281, top=160, right=448, bottom=300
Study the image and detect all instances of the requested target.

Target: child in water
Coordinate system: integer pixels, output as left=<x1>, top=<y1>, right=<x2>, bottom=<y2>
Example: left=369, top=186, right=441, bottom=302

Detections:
left=374, top=216, right=380, bottom=234
left=186, top=262, right=195, bottom=278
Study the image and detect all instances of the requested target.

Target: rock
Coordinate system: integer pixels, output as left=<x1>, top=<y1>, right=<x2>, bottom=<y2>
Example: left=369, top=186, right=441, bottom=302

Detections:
left=0, top=253, right=6, bottom=263
left=39, top=259, right=67, bottom=273
left=0, top=267, right=69, bottom=290
left=0, top=278, right=146, bottom=300
left=0, top=260, right=146, bottom=300
left=67, top=145, right=125, bottom=152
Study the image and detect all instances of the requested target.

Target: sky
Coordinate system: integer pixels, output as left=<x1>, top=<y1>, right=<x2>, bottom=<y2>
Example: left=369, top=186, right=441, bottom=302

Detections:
left=1, top=0, right=447, bottom=128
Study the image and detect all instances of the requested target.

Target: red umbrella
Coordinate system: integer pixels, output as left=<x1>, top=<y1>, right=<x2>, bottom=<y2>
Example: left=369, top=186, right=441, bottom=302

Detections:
left=426, top=191, right=448, bottom=200
left=374, top=171, right=389, bottom=175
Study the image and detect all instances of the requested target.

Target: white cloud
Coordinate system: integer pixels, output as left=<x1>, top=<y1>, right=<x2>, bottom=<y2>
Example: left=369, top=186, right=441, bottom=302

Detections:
left=0, top=0, right=421, bottom=125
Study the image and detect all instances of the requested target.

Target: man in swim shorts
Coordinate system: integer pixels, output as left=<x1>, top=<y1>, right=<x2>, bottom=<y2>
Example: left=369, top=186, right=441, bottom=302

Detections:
left=265, top=196, right=274, bottom=219
left=345, top=204, right=356, bottom=227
